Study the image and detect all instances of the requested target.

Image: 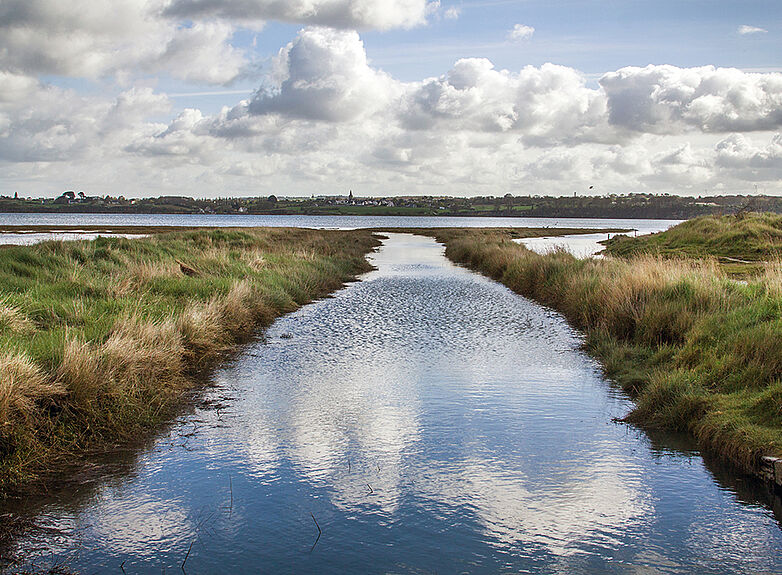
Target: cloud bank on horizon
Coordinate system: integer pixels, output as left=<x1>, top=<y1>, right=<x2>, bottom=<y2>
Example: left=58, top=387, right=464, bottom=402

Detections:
left=0, top=0, right=780, bottom=197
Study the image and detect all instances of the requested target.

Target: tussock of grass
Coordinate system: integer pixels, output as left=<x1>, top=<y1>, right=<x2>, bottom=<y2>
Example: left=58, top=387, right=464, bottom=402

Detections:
left=0, top=228, right=379, bottom=493
left=433, top=223, right=782, bottom=473
left=0, top=352, right=64, bottom=427
left=0, top=299, right=36, bottom=336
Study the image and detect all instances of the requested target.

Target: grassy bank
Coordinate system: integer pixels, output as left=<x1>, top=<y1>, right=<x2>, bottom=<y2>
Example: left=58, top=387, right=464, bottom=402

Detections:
left=0, top=227, right=380, bottom=494
left=381, top=226, right=627, bottom=239
left=604, top=213, right=782, bottom=276
left=431, top=226, right=782, bottom=473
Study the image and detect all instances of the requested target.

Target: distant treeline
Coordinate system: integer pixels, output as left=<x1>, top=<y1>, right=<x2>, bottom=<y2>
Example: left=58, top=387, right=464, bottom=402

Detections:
left=2, top=192, right=781, bottom=219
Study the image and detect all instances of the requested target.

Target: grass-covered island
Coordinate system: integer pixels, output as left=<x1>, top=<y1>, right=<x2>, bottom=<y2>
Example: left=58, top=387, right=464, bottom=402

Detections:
left=0, top=228, right=381, bottom=494
left=431, top=213, right=782, bottom=474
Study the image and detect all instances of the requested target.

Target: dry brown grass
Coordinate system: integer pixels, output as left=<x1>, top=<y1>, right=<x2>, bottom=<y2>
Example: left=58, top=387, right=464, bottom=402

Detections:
left=57, top=338, right=107, bottom=408
left=0, top=352, right=64, bottom=426
left=103, top=317, right=186, bottom=391
left=240, top=248, right=266, bottom=271
left=584, top=256, right=725, bottom=343
left=0, top=299, right=36, bottom=336
left=59, top=307, right=249, bottom=412
left=109, top=260, right=183, bottom=297
left=174, top=281, right=266, bottom=366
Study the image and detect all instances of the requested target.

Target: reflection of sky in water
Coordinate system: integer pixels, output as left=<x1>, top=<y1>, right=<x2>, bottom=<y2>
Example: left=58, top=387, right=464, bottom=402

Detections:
left=4, top=233, right=782, bottom=574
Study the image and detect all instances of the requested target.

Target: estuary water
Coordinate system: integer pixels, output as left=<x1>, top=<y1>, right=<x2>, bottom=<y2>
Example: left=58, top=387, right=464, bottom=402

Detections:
left=0, top=213, right=679, bottom=232
left=3, top=234, right=781, bottom=574
left=0, top=213, right=679, bottom=247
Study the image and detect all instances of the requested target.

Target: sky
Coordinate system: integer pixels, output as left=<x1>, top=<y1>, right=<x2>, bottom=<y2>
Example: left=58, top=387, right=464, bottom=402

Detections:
left=0, top=0, right=781, bottom=198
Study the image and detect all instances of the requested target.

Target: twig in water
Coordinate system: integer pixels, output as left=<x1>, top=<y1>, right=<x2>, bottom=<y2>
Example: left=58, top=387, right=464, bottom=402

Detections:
left=367, top=483, right=374, bottom=494
left=181, top=539, right=194, bottom=571
left=310, top=513, right=322, bottom=552
left=120, top=559, right=127, bottom=574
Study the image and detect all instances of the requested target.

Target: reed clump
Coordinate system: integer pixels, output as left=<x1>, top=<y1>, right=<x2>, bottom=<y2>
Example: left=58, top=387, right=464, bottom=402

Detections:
left=0, top=228, right=379, bottom=493
left=434, top=223, right=782, bottom=473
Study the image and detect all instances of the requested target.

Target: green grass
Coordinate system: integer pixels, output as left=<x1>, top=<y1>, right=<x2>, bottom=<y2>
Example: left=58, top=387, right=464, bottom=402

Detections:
left=604, top=213, right=782, bottom=275
left=0, top=228, right=380, bottom=494
left=428, top=224, right=782, bottom=473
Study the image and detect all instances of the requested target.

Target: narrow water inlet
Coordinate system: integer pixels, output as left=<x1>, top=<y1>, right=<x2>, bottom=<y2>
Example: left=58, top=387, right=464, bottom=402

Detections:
left=2, top=233, right=781, bottom=574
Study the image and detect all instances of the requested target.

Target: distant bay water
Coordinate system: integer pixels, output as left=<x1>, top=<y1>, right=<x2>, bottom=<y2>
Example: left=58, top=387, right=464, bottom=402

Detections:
left=0, top=213, right=680, bottom=247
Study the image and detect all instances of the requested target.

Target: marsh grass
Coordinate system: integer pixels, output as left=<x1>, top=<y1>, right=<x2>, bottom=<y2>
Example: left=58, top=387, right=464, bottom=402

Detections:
left=604, top=213, right=782, bottom=275
left=433, top=224, right=782, bottom=473
left=0, top=228, right=379, bottom=493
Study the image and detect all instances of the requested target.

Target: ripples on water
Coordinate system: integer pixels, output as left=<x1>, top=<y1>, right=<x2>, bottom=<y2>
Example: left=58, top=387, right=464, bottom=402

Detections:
left=3, top=234, right=781, bottom=574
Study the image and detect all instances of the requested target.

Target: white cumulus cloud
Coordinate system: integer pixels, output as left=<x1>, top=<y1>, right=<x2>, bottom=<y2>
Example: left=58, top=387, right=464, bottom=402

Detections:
left=154, top=21, right=247, bottom=85
left=738, top=25, right=768, bottom=35
left=0, top=0, right=252, bottom=84
left=714, top=133, right=782, bottom=182
left=247, top=27, right=400, bottom=122
left=163, top=0, right=434, bottom=30
left=508, top=24, right=535, bottom=41
left=0, top=82, right=170, bottom=163
left=0, top=0, right=434, bottom=86
left=600, top=64, right=782, bottom=133
left=399, top=58, right=608, bottom=145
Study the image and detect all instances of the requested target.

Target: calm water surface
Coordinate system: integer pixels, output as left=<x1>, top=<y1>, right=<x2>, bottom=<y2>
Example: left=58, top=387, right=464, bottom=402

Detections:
left=0, top=212, right=679, bottom=241
left=0, top=213, right=678, bottom=252
left=3, top=234, right=781, bottom=574
left=516, top=232, right=638, bottom=258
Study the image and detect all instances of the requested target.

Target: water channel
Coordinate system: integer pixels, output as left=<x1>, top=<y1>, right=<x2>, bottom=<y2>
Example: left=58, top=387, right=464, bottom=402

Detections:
left=3, top=233, right=782, bottom=574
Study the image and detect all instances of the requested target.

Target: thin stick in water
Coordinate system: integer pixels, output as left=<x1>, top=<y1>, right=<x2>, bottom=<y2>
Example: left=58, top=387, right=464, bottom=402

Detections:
left=181, top=540, right=194, bottom=571
left=310, top=512, right=322, bottom=552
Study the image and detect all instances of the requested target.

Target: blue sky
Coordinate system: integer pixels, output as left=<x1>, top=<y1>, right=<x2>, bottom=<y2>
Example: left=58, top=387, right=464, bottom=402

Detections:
left=369, top=0, right=779, bottom=77
left=1, top=0, right=781, bottom=197
left=255, top=1, right=781, bottom=73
